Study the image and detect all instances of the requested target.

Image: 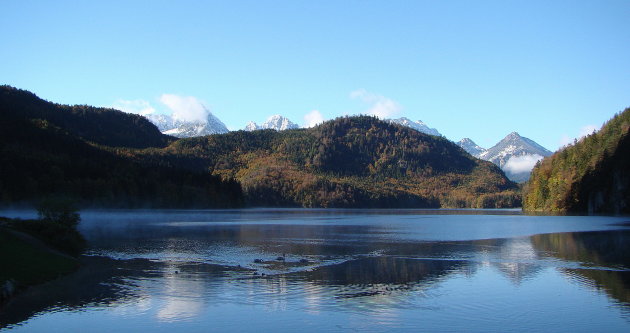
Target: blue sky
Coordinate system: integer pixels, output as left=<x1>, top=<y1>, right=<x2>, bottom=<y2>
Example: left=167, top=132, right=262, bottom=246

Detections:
left=2, top=1, right=629, bottom=150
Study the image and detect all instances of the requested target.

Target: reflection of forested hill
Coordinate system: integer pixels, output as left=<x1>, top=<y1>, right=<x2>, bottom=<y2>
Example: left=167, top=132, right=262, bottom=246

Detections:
left=531, top=231, right=630, bottom=306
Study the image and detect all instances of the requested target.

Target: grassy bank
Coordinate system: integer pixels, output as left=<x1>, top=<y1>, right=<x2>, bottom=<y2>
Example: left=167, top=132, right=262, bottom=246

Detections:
left=0, top=227, right=79, bottom=303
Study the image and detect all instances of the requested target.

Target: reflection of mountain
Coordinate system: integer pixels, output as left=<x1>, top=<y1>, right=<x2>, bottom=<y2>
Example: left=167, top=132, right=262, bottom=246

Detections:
left=494, top=238, right=543, bottom=285
left=531, top=230, right=630, bottom=306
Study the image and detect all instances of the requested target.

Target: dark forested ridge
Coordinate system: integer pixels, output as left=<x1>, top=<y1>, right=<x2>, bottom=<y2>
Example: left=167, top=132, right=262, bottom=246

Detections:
left=524, top=108, right=630, bottom=214
left=0, top=86, right=519, bottom=208
left=0, top=86, right=243, bottom=208
left=0, top=85, right=172, bottom=149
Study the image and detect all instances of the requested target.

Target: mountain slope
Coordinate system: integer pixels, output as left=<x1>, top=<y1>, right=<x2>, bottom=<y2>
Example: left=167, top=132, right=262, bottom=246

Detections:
left=457, top=138, right=486, bottom=156
left=153, top=116, right=520, bottom=208
left=0, top=86, right=171, bottom=149
left=524, top=108, right=630, bottom=214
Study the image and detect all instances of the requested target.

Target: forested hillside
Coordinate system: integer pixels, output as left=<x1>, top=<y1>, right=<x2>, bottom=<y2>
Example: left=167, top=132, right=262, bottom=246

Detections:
left=136, top=116, right=520, bottom=208
left=0, top=86, right=171, bottom=149
left=0, top=86, right=520, bottom=208
left=524, top=108, right=630, bottom=214
left=0, top=86, right=243, bottom=208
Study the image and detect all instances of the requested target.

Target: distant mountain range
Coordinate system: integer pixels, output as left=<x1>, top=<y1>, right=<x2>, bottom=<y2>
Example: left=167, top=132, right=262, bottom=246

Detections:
left=145, top=113, right=442, bottom=137
left=141, top=108, right=549, bottom=182
left=384, top=118, right=551, bottom=183
left=457, top=133, right=552, bottom=183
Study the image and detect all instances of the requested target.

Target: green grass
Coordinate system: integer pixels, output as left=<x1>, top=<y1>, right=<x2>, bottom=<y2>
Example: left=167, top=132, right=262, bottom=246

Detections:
left=0, top=228, right=78, bottom=287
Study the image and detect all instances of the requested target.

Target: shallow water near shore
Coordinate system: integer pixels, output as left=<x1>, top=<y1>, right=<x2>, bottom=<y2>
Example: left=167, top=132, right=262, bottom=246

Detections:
left=1, top=209, right=629, bottom=332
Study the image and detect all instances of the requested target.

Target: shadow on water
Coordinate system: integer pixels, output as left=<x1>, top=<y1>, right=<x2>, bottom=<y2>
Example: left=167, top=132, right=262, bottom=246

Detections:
left=287, top=256, right=468, bottom=299
left=531, top=230, right=630, bottom=308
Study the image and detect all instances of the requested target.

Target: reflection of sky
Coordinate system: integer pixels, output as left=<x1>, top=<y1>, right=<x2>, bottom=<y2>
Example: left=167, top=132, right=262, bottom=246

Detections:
left=10, top=265, right=629, bottom=333
left=2, top=210, right=630, bottom=332
left=155, top=262, right=205, bottom=323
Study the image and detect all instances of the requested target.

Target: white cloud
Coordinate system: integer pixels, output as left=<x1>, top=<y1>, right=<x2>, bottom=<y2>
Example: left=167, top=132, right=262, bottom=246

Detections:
left=111, top=99, right=156, bottom=115
left=503, top=154, right=544, bottom=174
left=159, top=94, right=209, bottom=123
left=303, top=110, right=325, bottom=128
left=350, top=89, right=401, bottom=119
left=579, top=124, right=598, bottom=138
left=559, top=134, right=573, bottom=147
left=559, top=124, right=600, bottom=148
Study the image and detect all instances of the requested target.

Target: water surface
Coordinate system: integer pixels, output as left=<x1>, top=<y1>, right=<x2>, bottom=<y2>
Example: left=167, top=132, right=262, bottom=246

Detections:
left=1, top=209, right=629, bottom=332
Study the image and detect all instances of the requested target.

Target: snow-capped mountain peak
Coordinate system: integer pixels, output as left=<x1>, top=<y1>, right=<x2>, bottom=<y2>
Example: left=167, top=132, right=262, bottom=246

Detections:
left=145, top=112, right=228, bottom=138
left=387, top=117, right=442, bottom=136
left=478, top=132, right=552, bottom=182
left=262, top=115, right=299, bottom=131
left=244, top=115, right=299, bottom=131
left=244, top=121, right=259, bottom=131
left=479, top=132, right=551, bottom=164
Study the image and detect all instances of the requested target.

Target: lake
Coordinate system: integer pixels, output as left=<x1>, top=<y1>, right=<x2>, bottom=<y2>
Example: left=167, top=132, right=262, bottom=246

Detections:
left=1, top=209, right=629, bottom=332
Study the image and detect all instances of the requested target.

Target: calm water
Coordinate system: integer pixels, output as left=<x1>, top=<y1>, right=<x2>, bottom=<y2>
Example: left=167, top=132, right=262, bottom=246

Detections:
left=1, top=209, right=629, bottom=332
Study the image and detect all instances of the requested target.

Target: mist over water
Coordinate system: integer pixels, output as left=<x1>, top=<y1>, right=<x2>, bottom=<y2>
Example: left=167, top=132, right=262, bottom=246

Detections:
left=2, top=209, right=629, bottom=332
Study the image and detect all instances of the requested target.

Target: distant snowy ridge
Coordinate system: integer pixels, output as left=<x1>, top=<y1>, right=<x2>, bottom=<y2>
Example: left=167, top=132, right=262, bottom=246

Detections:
left=457, top=138, right=486, bottom=156
left=387, top=117, right=442, bottom=136
left=145, top=112, right=228, bottom=138
left=244, top=115, right=299, bottom=131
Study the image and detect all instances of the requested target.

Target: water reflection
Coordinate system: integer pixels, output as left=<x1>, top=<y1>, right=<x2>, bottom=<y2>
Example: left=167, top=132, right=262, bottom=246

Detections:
left=0, top=257, right=248, bottom=329
left=492, top=238, right=543, bottom=285
left=531, top=230, right=630, bottom=308
left=298, top=257, right=466, bottom=286
left=2, top=211, right=630, bottom=331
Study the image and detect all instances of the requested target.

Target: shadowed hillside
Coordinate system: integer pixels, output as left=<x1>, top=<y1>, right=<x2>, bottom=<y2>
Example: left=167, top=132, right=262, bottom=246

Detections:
left=0, top=86, right=171, bottom=149
left=0, top=86, right=243, bottom=208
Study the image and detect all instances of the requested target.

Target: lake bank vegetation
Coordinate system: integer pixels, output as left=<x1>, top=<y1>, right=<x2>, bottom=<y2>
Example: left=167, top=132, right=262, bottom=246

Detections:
left=0, top=198, right=85, bottom=306
left=524, top=107, right=630, bottom=214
